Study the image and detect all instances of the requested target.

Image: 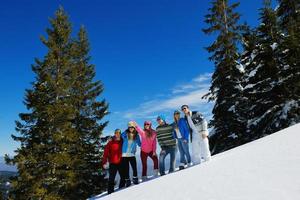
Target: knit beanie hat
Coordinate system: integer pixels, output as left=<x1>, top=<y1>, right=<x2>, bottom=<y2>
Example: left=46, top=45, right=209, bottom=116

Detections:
left=156, top=114, right=166, bottom=122
left=128, top=121, right=135, bottom=128
left=174, top=110, right=181, bottom=115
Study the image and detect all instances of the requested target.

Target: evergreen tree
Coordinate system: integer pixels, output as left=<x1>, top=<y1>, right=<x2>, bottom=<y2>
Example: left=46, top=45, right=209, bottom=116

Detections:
left=5, top=7, right=108, bottom=200
left=239, top=26, right=259, bottom=142
left=242, top=0, right=285, bottom=140
left=69, top=27, right=108, bottom=197
left=203, top=0, right=245, bottom=154
left=276, top=0, right=300, bottom=126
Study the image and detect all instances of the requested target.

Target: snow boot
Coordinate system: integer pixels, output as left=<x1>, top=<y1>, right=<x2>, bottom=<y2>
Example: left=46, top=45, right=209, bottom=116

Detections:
left=125, top=179, right=131, bottom=187
left=153, top=169, right=159, bottom=177
left=133, top=177, right=139, bottom=184
left=107, top=182, right=115, bottom=194
left=142, top=176, right=148, bottom=181
left=179, top=164, right=185, bottom=170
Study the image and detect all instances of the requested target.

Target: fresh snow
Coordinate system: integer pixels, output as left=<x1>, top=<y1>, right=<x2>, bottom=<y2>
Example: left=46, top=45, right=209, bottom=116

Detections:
left=270, top=42, right=278, bottom=50
left=90, top=123, right=300, bottom=200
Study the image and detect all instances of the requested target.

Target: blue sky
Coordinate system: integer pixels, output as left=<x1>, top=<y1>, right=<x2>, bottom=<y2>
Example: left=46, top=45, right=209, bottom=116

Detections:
left=0, top=0, right=265, bottom=156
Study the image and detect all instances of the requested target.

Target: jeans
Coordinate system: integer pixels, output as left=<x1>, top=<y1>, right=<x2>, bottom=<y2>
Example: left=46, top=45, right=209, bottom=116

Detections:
left=159, top=146, right=176, bottom=175
left=140, top=151, right=158, bottom=176
left=177, top=138, right=191, bottom=165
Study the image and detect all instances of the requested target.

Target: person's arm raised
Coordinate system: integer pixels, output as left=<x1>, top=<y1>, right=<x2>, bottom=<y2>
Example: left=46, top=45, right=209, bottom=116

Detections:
left=133, top=121, right=145, bottom=137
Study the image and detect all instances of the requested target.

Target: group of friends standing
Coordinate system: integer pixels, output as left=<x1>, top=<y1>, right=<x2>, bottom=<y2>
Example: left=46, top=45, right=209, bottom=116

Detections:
left=101, top=104, right=211, bottom=194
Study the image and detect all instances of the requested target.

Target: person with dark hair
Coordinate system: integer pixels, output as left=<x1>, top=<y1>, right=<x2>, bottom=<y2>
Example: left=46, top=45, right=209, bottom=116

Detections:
left=181, top=105, right=211, bottom=164
left=121, top=121, right=141, bottom=186
left=133, top=121, right=158, bottom=181
left=102, top=129, right=124, bottom=194
left=156, top=114, right=177, bottom=176
left=173, top=110, right=191, bottom=170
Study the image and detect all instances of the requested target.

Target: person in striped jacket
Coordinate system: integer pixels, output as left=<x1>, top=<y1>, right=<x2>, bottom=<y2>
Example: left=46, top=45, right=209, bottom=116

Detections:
left=155, top=114, right=177, bottom=176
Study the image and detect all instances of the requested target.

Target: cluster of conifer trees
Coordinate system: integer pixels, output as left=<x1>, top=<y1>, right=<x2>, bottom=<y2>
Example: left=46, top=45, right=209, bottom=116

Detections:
left=203, top=0, right=299, bottom=154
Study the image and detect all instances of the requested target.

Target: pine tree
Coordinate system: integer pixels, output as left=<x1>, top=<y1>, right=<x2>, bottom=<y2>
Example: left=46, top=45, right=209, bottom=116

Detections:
left=241, top=0, right=286, bottom=140
left=239, top=26, right=259, bottom=142
left=203, top=0, right=245, bottom=154
left=69, top=27, right=109, bottom=197
left=5, top=7, right=108, bottom=200
left=276, top=0, right=300, bottom=126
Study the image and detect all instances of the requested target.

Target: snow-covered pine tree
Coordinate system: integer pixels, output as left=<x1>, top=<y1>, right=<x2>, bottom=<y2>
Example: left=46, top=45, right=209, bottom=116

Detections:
left=5, top=7, right=108, bottom=200
left=275, top=0, right=300, bottom=127
left=242, top=0, right=285, bottom=140
left=203, top=0, right=245, bottom=154
left=239, top=26, right=259, bottom=142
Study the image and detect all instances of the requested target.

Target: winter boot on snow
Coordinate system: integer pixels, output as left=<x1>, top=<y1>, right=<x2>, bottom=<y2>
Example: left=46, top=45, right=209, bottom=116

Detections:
left=153, top=169, right=159, bottom=177
left=142, top=176, right=148, bottom=181
left=179, top=164, right=185, bottom=170
left=107, top=182, right=115, bottom=194
left=133, top=177, right=139, bottom=184
left=125, top=179, right=131, bottom=187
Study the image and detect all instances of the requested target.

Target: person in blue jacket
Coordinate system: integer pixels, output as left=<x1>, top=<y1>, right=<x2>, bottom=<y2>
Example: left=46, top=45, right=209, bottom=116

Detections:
left=121, top=121, right=141, bottom=186
left=173, top=110, right=191, bottom=170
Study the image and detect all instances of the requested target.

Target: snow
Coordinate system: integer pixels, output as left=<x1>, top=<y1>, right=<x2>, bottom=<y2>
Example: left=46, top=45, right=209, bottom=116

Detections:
left=270, top=42, right=278, bottom=50
left=280, top=100, right=299, bottom=121
left=248, top=64, right=262, bottom=78
left=244, top=83, right=255, bottom=90
left=90, top=123, right=300, bottom=200
left=228, top=105, right=236, bottom=112
left=235, top=61, right=245, bottom=73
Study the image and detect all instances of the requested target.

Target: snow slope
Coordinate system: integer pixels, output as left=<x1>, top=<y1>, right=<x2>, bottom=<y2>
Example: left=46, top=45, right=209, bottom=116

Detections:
left=91, top=123, right=300, bottom=200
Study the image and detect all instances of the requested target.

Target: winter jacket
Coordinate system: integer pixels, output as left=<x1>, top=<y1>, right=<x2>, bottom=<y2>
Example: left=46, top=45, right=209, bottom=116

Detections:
left=121, top=131, right=141, bottom=156
left=185, top=111, right=209, bottom=142
left=102, top=137, right=123, bottom=166
left=135, top=125, right=157, bottom=153
left=156, top=123, right=176, bottom=149
left=173, top=118, right=190, bottom=141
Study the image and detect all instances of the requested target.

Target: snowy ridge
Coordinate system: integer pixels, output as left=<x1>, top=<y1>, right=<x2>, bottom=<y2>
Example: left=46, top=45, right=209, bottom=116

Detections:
left=91, top=124, right=300, bottom=200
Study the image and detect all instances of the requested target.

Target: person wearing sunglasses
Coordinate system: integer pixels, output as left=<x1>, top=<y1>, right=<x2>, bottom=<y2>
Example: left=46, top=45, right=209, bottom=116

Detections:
left=120, top=121, right=141, bottom=186
left=156, top=114, right=177, bottom=176
left=173, top=110, right=192, bottom=170
left=181, top=105, right=211, bottom=165
left=132, top=121, right=158, bottom=181
left=102, top=129, right=124, bottom=194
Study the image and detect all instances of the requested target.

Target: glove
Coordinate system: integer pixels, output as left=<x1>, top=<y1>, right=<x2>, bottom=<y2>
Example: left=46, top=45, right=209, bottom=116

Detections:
left=103, top=162, right=109, bottom=170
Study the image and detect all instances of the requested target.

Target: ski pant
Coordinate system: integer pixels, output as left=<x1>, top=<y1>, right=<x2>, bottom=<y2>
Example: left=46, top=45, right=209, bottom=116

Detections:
left=191, top=131, right=211, bottom=164
left=108, top=163, right=124, bottom=194
left=140, top=151, right=158, bottom=177
left=177, top=138, right=191, bottom=165
left=121, top=156, right=138, bottom=183
left=159, top=146, right=176, bottom=175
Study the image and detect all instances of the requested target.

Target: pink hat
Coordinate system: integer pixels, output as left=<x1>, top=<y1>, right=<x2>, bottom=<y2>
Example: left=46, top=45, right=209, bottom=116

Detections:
left=144, top=121, right=152, bottom=126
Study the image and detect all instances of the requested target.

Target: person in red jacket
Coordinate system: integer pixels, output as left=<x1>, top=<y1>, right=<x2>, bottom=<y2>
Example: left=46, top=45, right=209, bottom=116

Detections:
left=102, top=129, right=124, bottom=194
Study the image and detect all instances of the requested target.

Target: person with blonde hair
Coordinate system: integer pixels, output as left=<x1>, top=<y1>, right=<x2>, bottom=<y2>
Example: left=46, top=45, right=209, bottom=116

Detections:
left=120, top=121, right=141, bottom=186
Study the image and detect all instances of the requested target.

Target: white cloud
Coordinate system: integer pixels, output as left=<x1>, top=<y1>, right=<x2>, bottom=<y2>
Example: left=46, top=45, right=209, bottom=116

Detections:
left=122, top=73, right=213, bottom=120
left=172, top=73, right=212, bottom=94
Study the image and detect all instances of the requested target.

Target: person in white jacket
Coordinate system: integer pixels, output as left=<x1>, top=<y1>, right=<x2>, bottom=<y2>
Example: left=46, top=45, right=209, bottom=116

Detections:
left=181, top=105, right=211, bottom=164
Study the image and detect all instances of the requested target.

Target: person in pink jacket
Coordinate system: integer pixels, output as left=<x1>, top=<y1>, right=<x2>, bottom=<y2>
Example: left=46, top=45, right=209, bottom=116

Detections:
left=132, top=121, right=158, bottom=180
